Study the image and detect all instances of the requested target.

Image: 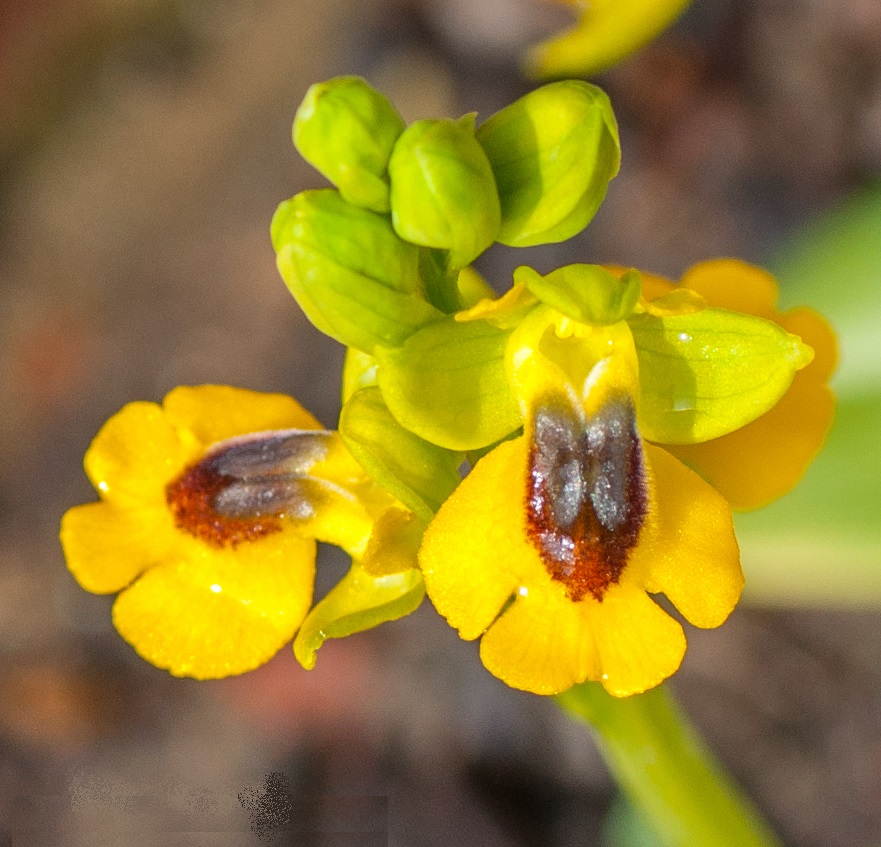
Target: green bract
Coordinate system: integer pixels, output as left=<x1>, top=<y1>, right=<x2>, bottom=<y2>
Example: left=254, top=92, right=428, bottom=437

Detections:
left=476, top=81, right=620, bottom=247
left=630, top=308, right=814, bottom=444
left=293, top=559, right=424, bottom=670
left=388, top=115, right=501, bottom=270
left=515, top=264, right=642, bottom=325
left=376, top=316, right=521, bottom=451
left=272, top=189, right=442, bottom=353
left=294, top=76, right=405, bottom=213
left=340, top=387, right=462, bottom=522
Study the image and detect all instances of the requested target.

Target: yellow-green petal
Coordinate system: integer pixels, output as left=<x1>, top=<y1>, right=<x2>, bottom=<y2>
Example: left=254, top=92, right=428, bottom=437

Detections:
left=340, top=387, right=462, bottom=522
left=112, top=532, right=316, bottom=679
left=376, top=315, right=521, bottom=451
left=630, top=306, right=815, bottom=444
left=293, top=560, right=424, bottom=670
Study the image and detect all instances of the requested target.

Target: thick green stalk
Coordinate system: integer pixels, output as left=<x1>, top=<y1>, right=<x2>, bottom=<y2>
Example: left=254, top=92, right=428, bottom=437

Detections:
left=555, top=682, right=783, bottom=847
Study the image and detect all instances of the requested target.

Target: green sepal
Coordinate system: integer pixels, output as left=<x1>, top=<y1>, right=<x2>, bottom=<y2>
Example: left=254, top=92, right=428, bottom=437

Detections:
left=515, top=264, right=641, bottom=325
left=476, top=80, right=620, bottom=247
left=629, top=307, right=815, bottom=444
left=293, top=76, right=405, bottom=213
left=293, top=560, right=424, bottom=670
left=388, top=116, right=501, bottom=269
left=376, top=316, right=521, bottom=450
left=339, top=387, right=462, bottom=522
left=272, top=189, right=442, bottom=352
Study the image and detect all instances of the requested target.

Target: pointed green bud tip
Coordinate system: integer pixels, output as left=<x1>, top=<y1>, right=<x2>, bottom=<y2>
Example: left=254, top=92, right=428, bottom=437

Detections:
left=388, top=117, right=501, bottom=270
left=271, top=189, right=441, bottom=352
left=476, top=81, right=620, bottom=247
left=515, top=264, right=641, bottom=325
left=294, top=76, right=406, bottom=213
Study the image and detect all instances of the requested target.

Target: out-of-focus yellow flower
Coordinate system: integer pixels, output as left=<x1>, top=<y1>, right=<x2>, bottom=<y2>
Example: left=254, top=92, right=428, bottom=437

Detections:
left=419, top=259, right=829, bottom=697
left=60, top=385, right=383, bottom=679
left=527, top=0, right=694, bottom=79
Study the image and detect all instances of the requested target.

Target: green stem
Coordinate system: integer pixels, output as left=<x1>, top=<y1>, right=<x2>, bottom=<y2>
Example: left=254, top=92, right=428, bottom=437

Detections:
left=555, top=682, right=783, bottom=847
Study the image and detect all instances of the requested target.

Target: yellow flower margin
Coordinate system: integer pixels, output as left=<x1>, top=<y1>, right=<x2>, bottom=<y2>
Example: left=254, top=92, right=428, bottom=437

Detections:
left=419, top=259, right=836, bottom=698
left=60, top=385, right=348, bottom=679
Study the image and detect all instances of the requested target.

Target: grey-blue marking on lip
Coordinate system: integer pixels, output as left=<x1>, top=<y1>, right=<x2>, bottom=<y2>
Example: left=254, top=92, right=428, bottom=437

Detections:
left=526, top=394, right=647, bottom=602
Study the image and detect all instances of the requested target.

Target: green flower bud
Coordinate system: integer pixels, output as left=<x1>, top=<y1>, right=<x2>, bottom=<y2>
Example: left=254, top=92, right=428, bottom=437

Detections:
left=476, top=81, right=620, bottom=247
left=293, top=76, right=405, bottom=213
left=388, top=115, right=501, bottom=270
left=515, top=264, right=642, bottom=325
left=271, top=189, right=442, bottom=353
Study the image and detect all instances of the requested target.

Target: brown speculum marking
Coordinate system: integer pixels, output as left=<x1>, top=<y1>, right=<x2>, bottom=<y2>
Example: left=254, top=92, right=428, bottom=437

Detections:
left=525, top=395, right=648, bottom=602
left=165, top=430, right=329, bottom=548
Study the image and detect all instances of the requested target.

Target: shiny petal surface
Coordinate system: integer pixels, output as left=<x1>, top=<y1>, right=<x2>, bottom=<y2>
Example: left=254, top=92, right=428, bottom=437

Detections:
left=588, top=583, right=686, bottom=697
left=113, top=532, right=316, bottom=679
left=163, top=384, right=322, bottom=448
left=479, top=583, right=599, bottom=695
left=60, top=501, right=176, bottom=594
left=84, top=401, right=197, bottom=504
left=637, top=444, right=743, bottom=627
left=419, top=438, right=530, bottom=640
left=666, top=271, right=837, bottom=508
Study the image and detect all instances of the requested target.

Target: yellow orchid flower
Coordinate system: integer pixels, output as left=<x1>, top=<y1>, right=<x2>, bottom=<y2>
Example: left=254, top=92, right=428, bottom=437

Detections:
left=60, top=385, right=391, bottom=679
left=418, top=260, right=829, bottom=698
left=527, top=0, right=694, bottom=78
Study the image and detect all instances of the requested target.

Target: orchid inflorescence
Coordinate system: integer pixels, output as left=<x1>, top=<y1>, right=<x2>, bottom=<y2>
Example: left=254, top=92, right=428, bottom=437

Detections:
left=60, top=75, right=834, bottom=700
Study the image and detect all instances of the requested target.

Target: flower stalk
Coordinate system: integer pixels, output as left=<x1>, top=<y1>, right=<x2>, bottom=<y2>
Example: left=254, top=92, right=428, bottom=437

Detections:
left=556, top=682, right=783, bottom=847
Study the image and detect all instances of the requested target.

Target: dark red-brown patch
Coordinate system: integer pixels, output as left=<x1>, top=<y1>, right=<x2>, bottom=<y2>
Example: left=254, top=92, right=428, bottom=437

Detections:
left=525, top=396, right=648, bottom=602
left=166, top=459, right=282, bottom=548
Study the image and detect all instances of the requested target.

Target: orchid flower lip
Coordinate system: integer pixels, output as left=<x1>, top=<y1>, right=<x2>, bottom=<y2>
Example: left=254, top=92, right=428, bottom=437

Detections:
left=166, top=427, right=337, bottom=548
left=525, top=392, right=647, bottom=602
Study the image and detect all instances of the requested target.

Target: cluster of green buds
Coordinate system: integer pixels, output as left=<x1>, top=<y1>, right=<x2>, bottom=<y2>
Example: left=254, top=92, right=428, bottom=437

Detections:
left=272, top=75, right=620, bottom=352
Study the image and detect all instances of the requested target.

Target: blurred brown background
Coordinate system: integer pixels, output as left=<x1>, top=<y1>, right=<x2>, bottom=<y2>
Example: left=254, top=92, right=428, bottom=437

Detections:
left=1, top=0, right=880, bottom=844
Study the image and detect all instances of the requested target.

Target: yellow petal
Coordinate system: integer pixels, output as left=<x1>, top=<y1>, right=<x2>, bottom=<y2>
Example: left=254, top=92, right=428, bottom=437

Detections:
left=637, top=444, right=743, bottom=627
left=112, top=532, right=316, bottom=678
left=60, top=501, right=179, bottom=594
left=679, top=258, right=778, bottom=318
left=479, top=583, right=600, bottom=695
left=162, top=385, right=322, bottom=448
left=419, top=438, right=531, bottom=640
left=588, top=582, right=686, bottom=697
left=84, top=401, right=197, bottom=504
